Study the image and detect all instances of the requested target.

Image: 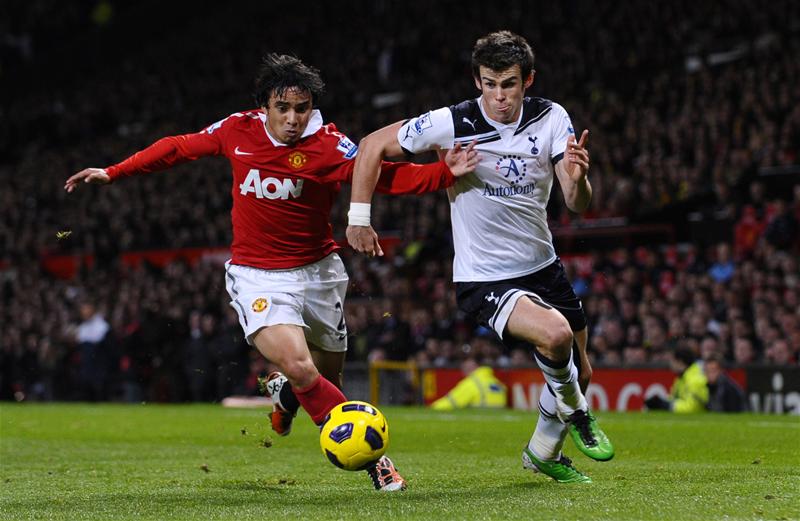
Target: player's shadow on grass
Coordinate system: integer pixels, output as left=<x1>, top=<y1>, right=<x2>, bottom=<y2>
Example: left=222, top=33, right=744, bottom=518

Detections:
left=217, top=478, right=298, bottom=492
left=252, top=479, right=554, bottom=507
left=493, top=480, right=561, bottom=491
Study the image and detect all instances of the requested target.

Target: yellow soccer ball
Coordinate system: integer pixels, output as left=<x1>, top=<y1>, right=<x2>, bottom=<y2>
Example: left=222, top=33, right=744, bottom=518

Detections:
left=319, top=401, right=389, bottom=471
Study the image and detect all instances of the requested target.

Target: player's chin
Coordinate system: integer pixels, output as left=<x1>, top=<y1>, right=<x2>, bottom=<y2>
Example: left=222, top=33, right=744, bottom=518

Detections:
left=285, top=130, right=301, bottom=141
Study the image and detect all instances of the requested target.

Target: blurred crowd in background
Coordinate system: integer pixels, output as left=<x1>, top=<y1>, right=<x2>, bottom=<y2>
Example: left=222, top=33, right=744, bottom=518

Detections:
left=1, top=0, right=799, bottom=401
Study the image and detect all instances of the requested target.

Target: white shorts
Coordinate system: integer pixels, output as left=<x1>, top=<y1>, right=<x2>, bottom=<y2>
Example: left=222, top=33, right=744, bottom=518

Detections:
left=224, top=253, right=349, bottom=352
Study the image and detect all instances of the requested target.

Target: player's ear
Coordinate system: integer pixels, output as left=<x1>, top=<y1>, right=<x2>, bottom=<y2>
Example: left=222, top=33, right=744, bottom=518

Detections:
left=524, top=71, right=535, bottom=90
left=473, top=75, right=482, bottom=91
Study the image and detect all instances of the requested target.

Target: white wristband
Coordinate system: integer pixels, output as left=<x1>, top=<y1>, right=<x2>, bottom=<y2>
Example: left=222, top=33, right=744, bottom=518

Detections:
left=348, top=203, right=371, bottom=226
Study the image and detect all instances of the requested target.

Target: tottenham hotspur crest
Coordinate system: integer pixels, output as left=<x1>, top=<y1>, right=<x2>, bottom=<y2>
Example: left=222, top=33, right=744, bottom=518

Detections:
left=528, top=135, right=539, bottom=155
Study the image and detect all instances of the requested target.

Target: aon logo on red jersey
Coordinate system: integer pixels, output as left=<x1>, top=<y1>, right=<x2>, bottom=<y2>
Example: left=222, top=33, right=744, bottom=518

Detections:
left=239, top=169, right=304, bottom=200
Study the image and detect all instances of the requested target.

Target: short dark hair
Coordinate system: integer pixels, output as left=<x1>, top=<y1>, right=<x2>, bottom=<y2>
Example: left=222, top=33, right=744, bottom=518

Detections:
left=673, top=347, right=696, bottom=367
left=253, top=53, right=325, bottom=108
left=471, top=30, right=535, bottom=80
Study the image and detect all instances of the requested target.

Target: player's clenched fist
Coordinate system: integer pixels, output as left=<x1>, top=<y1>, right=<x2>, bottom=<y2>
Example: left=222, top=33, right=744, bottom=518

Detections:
left=64, top=168, right=111, bottom=193
left=346, top=225, right=384, bottom=257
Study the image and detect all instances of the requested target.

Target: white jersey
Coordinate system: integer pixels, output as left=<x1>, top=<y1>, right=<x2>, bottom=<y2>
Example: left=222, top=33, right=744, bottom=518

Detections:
left=398, top=96, right=574, bottom=282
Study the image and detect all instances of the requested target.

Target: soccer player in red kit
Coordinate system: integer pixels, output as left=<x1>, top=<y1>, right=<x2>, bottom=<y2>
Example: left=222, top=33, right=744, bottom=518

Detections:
left=65, top=54, right=478, bottom=491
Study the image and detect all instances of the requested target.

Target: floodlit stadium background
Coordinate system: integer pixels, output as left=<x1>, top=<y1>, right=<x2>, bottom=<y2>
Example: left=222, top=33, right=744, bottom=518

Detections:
left=1, top=0, right=798, bottom=413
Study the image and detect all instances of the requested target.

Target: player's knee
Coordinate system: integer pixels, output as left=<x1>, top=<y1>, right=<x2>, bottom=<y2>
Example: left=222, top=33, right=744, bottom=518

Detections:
left=541, top=321, right=573, bottom=355
left=281, top=357, right=319, bottom=388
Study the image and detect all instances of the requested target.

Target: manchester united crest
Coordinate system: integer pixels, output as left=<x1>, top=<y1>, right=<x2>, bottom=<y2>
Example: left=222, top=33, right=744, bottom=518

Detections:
left=251, top=297, right=269, bottom=313
left=288, top=151, right=307, bottom=169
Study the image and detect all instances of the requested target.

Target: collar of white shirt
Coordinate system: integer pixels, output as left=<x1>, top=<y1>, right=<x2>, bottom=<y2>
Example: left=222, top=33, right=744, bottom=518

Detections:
left=260, top=110, right=324, bottom=147
left=476, top=96, right=523, bottom=137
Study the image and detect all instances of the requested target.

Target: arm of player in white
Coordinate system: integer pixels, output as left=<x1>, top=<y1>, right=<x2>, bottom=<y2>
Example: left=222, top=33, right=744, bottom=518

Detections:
left=346, top=121, right=405, bottom=257
left=554, top=130, right=592, bottom=213
left=347, top=108, right=455, bottom=257
left=552, top=105, right=592, bottom=213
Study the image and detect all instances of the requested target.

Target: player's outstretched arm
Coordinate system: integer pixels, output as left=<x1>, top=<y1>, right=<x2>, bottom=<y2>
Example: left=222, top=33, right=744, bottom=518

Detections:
left=369, top=140, right=480, bottom=197
left=346, top=121, right=407, bottom=257
left=554, top=129, right=592, bottom=213
left=64, top=168, right=111, bottom=193
left=65, top=132, right=222, bottom=194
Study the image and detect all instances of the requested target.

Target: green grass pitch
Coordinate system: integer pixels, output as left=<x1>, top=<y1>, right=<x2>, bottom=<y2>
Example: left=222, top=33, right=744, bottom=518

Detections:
left=1, top=404, right=798, bottom=520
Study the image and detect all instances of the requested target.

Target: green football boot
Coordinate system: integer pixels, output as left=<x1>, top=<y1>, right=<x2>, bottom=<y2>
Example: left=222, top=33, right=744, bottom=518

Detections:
left=567, top=409, right=615, bottom=461
left=522, top=447, right=592, bottom=483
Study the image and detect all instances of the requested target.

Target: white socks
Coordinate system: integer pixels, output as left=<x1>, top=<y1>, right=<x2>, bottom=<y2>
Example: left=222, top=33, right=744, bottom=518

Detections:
left=534, top=350, right=587, bottom=421
left=528, top=387, right=568, bottom=461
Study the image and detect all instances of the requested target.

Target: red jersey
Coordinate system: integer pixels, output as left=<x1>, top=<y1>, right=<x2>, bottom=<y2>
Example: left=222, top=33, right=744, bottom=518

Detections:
left=106, top=110, right=456, bottom=269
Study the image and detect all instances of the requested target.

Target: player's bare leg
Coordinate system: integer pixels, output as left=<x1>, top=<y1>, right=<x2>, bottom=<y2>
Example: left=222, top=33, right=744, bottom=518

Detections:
left=254, top=325, right=319, bottom=388
left=311, top=348, right=345, bottom=389
left=257, top=326, right=314, bottom=436
left=265, top=346, right=344, bottom=436
left=574, top=329, right=592, bottom=392
left=264, top=344, right=345, bottom=436
left=274, top=345, right=405, bottom=491
left=507, top=298, right=613, bottom=461
left=254, top=326, right=346, bottom=435
left=506, top=297, right=584, bottom=416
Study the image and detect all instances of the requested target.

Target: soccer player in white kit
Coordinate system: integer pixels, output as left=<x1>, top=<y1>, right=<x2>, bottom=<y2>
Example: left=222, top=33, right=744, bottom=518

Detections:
left=65, top=54, right=479, bottom=491
left=347, top=31, right=614, bottom=483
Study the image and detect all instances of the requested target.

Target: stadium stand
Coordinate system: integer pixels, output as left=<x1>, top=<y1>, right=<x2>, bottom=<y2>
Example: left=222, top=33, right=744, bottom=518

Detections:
left=1, top=0, right=798, bottom=402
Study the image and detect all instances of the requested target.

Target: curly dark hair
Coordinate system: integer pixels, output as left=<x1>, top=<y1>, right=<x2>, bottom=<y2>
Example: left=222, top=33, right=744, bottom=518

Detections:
left=253, top=53, right=325, bottom=108
left=471, top=30, right=535, bottom=79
